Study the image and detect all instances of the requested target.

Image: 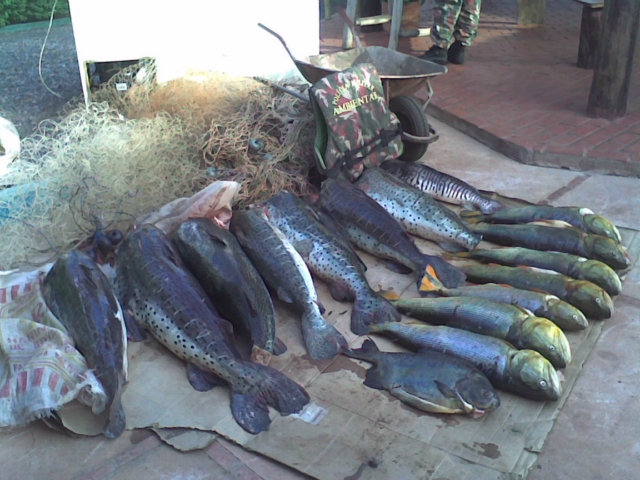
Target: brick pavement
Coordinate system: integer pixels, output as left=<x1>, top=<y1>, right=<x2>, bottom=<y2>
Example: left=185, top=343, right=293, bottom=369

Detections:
left=320, top=0, right=640, bottom=177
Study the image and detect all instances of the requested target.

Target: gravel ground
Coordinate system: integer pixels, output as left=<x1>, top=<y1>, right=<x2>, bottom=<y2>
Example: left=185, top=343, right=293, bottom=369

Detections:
left=0, top=22, right=82, bottom=137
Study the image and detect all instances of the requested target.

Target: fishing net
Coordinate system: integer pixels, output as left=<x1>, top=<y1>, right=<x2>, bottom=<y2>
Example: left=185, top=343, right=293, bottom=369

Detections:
left=0, top=67, right=316, bottom=270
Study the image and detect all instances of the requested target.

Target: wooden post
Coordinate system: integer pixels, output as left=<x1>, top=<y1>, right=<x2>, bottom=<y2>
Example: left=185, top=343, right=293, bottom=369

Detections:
left=577, top=5, right=603, bottom=69
left=587, top=0, right=640, bottom=119
left=518, top=0, right=546, bottom=26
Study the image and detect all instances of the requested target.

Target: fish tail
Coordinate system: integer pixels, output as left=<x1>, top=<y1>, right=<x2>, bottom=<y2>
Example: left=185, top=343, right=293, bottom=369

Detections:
left=231, top=364, right=310, bottom=434
left=103, top=396, right=126, bottom=439
left=351, top=291, right=401, bottom=335
left=300, top=308, right=348, bottom=360
left=417, top=255, right=466, bottom=290
left=459, top=210, right=486, bottom=223
left=342, top=338, right=381, bottom=363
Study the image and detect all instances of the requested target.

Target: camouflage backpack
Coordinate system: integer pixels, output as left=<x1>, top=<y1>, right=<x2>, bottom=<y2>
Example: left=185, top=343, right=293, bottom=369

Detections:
left=309, top=63, right=403, bottom=181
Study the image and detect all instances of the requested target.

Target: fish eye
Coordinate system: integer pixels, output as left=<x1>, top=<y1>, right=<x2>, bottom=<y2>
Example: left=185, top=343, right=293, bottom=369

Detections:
left=540, top=380, right=547, bottom=388
left=549, top=345, right=556, bottom=351
left=596, top=298, right=602, bottom=304
left=572, top=314, right=578, bottom=320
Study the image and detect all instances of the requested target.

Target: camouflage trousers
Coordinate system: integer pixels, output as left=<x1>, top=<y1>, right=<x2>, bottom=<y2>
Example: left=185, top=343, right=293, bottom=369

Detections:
left=430, top=0, right=482, bottom=48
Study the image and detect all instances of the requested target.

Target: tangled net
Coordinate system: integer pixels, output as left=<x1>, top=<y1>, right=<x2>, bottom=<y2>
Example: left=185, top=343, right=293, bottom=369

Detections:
left=0, top=67, right=316, bottom=269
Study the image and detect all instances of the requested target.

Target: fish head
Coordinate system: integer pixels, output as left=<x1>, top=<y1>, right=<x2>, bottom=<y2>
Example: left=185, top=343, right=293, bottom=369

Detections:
left=584, top=214, right=622, bottom=243
left=547, top=297, right=588, bottom=330
left=588, top=236, right=631, bottom=271
left=520, top=317, right=571, bottom=369
left=579, top=260, right=623, bottom=296
left=509, top=350, right=562, bottom=401
left=454, top=372, right=501, bottom=414
left=567, top=280, right=614, bottom=319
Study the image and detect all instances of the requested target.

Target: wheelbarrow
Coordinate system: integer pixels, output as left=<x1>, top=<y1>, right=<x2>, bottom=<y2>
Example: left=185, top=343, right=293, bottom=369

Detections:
left=258, top=23, right=447, bottom=161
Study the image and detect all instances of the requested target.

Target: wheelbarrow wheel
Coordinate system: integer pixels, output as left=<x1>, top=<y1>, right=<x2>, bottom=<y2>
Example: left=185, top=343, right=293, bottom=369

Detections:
left=390, top=95, right=429, bottom=162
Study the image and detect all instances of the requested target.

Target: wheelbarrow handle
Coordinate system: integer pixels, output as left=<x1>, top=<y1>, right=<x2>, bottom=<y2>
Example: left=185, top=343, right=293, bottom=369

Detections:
left=401, top=128, right=440, bottom=145
left=257, top=23, right=298, bottom=66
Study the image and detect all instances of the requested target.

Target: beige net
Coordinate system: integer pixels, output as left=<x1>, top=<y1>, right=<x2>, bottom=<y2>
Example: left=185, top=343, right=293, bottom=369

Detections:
left=0, top=67, right=316, bottom=270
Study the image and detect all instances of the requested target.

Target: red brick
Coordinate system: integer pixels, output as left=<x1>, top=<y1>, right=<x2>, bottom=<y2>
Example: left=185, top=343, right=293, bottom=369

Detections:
left=613, top=115, right=640, bottom=127
left=567, top=122, right=604, bottom=137
left=559, top=115, right=591, bottom=127
left=622, top=140, right=640, bottom=154
left=629, top=123, right=640, bottom=135
left=532, top=124, right=575, bottom=142
left=544, top=134, right=584, bottom=147
left=597, top=133, right=640, bottom=151
left=570, top=131, right=617, bottom=150
left=484, top=125, right=516, bottom=138
left=512, top=124, right=547, bottom=137
left=541, top=145, right=586, bottom=156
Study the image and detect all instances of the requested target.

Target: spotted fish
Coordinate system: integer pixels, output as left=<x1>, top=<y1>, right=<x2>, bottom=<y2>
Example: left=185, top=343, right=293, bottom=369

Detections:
left=115, top=224, right=309, bottom=434
left=380, top=160, right=504, bottom=214
left=230, top=208, right=347, bottom=360
left=354, top=167, right=481, bottom=252
left=264, top=191, right=401, bottom=335
left=43, top=249, right=128, bottom=439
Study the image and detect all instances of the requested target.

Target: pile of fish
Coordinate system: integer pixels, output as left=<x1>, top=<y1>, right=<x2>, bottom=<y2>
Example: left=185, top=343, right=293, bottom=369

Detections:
left=39, top=161, right=628, bottom=437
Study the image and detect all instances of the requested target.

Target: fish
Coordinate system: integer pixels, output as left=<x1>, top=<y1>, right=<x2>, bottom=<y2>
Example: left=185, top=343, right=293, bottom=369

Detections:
left=390, top=297, right=571, bottom=368
left=464, top=223, right=630, bottom=271
left=172, top=218, right=285, bottom=360
left=354, top=167, right=481, bottom=252
left=449, top=247, right=622, bottom=296
left=369, top=322, right=562, bottom=401
left=459, top=264, right=614, bottom=320
left=264, top=191, right=401, bottom=335
left=230, top=208, right=347, bottom=360
left=114, top=224, right=309, bottom=434
left=315, top=177, right=466, bottom=291
left=460, top=205, right=622, bottom=243
left=42, top=249, right=127, bottom=439
left=439, top=284, right=588, bottom=331
left=343, top=339, right=500, bottom=415
left=380, top=159, right=505, bottom=214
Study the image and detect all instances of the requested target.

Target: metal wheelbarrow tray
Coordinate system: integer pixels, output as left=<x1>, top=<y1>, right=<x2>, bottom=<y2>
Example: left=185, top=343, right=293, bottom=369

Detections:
left=259, top=24, right=447, bottom=161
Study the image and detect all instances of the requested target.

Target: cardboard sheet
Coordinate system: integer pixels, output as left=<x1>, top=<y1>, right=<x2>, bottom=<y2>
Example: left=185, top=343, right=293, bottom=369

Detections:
left=106, top=234, right=611, bottom=480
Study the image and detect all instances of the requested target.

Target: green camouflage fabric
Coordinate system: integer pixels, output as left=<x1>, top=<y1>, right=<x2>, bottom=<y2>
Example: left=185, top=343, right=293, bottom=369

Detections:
left=431, top=0, right=482, bottom=48
left=310, top=63, right=403, bottom=182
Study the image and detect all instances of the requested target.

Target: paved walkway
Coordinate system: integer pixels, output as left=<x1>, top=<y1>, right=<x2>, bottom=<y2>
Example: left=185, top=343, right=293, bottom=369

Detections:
left=320, top=0, right=640, bottom=177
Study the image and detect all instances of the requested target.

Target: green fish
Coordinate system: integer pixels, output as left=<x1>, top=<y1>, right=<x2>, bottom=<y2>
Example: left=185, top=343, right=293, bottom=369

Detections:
left=343, top=339, right=500, bottom=415
left=450, top=247, right=622, bottom=296
left=461, top=205, right=622, bottom=243
left=465, top=223, right=630, bottom=271
left=390, top=297, right=571, bottom=369
left=370, top=322, right=562, bottom=402
left=459, top=264, right=614, bottom=320
left=439, top=284, right=588, bottom=331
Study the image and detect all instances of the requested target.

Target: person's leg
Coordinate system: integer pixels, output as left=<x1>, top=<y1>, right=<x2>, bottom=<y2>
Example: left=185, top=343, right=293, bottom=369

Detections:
left=422, top=0, right=463, bottom=64
left=448, top=0, right=482, bottom=64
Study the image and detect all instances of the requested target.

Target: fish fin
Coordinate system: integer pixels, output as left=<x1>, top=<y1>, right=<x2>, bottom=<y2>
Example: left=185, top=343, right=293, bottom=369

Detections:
left=342, top=338, right=380, bottom=362
left=300, top=310, right=346, bottom=360
left=378, top=289, right=401, bottom=300
left=251, top=345, right=273, bottom=366
left=423, top=257, right=466, bottom=289
left=273, top=337, right=288, bottom=355
left=230, top=364, right=310, bottom=434
left=296, top=238, right=315, bottom=257
left=441, top=251, right=470, bottom=260
left=363, top=366, right=385, bottom=390
left=385, top=261, right=413, bottom=275
left=459, top=210, right=486, bottom=223
left=437, top=241, right=468, bottom=253
left=329, top=282, right=355, bottom=302
left=316, top=300, right=326, bottom=315
left=419, top=265, right=445, bottom=294
left=123, top=309, right=147, bottom=342
left=103, top=397, right=126, bottom=439
left=350, top=294, right=401, bottom=335
left=186, top=363, right=227, bottom=391
left=434, top=380, right=457, bottom=399
left=230, top=391, right=272, bottom=434
left=276, top=287, right=294, bottom=304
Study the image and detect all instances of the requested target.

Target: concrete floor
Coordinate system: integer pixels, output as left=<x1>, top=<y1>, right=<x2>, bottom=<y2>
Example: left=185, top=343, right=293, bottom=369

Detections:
left=2, top=117, right=638, bottom=479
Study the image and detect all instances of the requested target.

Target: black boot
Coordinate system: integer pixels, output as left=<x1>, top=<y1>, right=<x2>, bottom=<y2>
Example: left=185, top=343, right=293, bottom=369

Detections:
left=447, top=41, right=466, bottom=65
left=421, top=45, right=448, bottom=65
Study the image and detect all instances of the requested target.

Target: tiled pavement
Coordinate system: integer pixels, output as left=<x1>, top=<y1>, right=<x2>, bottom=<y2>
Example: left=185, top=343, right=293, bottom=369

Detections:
left=320, top=0, right=640, bottom=177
